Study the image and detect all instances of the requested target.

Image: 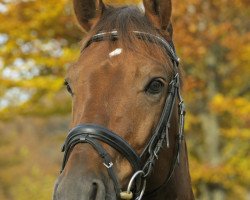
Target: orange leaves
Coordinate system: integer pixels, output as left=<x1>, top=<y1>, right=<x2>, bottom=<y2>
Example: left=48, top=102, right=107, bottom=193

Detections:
left=179, top=0, right=250, bottom=195
left=184, top=75, right=205, bottom=92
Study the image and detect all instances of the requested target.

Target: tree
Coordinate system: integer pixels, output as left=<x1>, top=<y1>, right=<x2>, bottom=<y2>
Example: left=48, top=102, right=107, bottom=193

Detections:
left=172, top=0, right=250, bottom=199
left=0, top=0, right=82, bottom=119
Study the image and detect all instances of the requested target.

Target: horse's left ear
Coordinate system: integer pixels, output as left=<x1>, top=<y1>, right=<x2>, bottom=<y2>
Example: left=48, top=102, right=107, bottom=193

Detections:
left=143, top=0, right=172, bottom=32
left=73, top=0, right=106, bottom=31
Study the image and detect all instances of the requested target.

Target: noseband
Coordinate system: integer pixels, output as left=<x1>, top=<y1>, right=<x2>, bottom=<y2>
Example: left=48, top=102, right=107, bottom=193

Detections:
left=60, top=30, right=185, bottom=200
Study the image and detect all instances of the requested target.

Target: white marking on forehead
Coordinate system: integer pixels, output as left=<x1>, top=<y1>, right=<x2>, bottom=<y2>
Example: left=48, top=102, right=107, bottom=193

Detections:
left=109, top=48, right=123, bottom=57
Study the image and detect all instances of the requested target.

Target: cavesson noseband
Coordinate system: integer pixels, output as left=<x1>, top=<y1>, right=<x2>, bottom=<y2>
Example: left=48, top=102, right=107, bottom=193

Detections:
left=60, top=30, right=186, bottom=200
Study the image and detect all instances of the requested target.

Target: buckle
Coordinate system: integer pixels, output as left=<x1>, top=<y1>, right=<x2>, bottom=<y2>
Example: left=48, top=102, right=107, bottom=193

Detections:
left=103, top=162, right=113, bottom=169
left=79, top=135, right=88, bottom=141
left=178, top=101, right=186, bottom=115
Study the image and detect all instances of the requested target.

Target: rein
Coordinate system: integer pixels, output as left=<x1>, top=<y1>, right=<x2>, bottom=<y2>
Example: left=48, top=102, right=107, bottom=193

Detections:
left=60, top=30, right=185, bottom=200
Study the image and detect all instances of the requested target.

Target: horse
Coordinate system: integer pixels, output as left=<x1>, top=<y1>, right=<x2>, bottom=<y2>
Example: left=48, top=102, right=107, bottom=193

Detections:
left=53, top=0, right=194, bottom=199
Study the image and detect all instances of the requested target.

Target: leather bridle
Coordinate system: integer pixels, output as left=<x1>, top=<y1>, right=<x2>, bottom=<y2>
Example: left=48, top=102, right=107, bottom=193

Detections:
left=60, top=30, right=186, bottom=200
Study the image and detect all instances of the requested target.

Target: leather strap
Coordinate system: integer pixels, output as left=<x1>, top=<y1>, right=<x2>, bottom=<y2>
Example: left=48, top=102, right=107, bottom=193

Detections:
left=62, top=124, right=141, bottom=172
left=61, top=124, right=143, bottom=198
left=140, top=72, right=179, bottom=159
left=61, top=132, right=122, bottom=196
left=83, top=30, right=179, bottom=64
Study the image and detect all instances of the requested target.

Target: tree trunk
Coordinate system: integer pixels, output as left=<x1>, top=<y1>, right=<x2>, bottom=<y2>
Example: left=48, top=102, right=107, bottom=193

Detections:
left=199, top=52, right=225, bottom=200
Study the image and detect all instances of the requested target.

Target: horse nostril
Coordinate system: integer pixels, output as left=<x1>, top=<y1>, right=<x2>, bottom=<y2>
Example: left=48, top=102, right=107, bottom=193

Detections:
left=90, top=182, right=98, bottom=200
left=89, top=180, right=107, bottom=200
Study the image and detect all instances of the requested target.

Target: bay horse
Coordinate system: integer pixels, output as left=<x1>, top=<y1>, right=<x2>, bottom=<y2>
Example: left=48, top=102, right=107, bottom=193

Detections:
left=53, top=0, right=194, bottom=199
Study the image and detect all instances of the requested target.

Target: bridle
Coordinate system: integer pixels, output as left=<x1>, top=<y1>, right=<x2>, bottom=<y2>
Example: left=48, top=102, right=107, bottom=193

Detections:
left=61, top=30, right=185, bottom=199
left=60, top=30, right=186, bottom=200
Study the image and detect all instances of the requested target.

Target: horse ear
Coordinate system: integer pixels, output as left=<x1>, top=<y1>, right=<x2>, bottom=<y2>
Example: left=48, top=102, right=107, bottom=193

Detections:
left=143, top=0, right=172, bottom=31
left=73, top=0, right=105, bottom=31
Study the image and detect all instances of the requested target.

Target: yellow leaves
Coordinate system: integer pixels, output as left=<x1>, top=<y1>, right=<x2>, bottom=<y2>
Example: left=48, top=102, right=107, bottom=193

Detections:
left=240, top=44, right=250, bottom=64
left=210, top=94, right=226, bottom=112
left=190, top=141, right=250, bottom=198
left=185, top=113, right=200, bottom=132
left=62, top=46, right=79, bottom=64
left=104, top=0, right=141, bottom=5
left=210, top=94, right=250, bottom=122
left=222, top=128, right=250, bottom=139
left=18, top=76, right=64, bottom=92
left=12, top=173, right=55, bottom=200
left=189, top=159, right=227, bottom=185
left=19, top=146, right=29, bottom=158
left=190, top=91, right=249, bottom=198
left=0, top=119, right=63, bottom=200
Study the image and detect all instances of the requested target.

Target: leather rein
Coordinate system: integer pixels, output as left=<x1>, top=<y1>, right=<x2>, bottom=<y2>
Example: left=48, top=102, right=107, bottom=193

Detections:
left=60, top=30, right=186, bottom=200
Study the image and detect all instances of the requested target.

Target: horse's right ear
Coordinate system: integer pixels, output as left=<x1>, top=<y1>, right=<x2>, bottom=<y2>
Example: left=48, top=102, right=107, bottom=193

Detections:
left=73, top=0, right=106, bottom=31
left=143, top=0, right=172, bottom=31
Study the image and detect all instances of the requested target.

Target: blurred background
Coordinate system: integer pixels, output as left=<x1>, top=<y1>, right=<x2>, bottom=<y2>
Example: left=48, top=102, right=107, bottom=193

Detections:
left=0, top=0, right=249, bottom=199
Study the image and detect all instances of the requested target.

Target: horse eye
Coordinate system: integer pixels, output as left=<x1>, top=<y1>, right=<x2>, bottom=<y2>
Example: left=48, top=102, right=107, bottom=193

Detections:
left=64, top=81, right=73, bottom=95
left=145, top=79, right=165, bottom=95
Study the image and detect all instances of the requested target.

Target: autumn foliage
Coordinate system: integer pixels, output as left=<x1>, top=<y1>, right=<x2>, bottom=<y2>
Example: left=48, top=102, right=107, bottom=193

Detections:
left=0, top=0, right=249, bottom=199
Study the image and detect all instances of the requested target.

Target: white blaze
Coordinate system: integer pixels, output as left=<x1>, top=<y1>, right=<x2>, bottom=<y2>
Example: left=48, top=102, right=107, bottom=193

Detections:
left=109, top=48, right=123, bottom=57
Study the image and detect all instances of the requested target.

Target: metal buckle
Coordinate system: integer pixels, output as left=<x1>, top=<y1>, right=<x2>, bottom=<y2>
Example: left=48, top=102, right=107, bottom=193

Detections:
left=79, top=135, right=88, bottom=141
left=103, top=162, right=113, bottom=169
left=178, top=101, right=186, bottom=115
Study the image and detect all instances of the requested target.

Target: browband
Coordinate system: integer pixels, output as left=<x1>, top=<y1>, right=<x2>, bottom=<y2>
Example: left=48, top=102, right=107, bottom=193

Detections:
left=84, top=30, right=180, bottom=64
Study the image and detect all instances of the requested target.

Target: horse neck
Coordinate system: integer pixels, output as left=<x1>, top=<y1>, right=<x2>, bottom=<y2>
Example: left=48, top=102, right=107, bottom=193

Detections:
left=144, top=131, right=194, bottom=200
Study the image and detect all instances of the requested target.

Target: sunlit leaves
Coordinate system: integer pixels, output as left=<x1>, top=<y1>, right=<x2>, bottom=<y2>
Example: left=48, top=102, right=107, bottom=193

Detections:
left=175, top=0, right=250, bottom=198
left=0, top=0, right=80, bottom=116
